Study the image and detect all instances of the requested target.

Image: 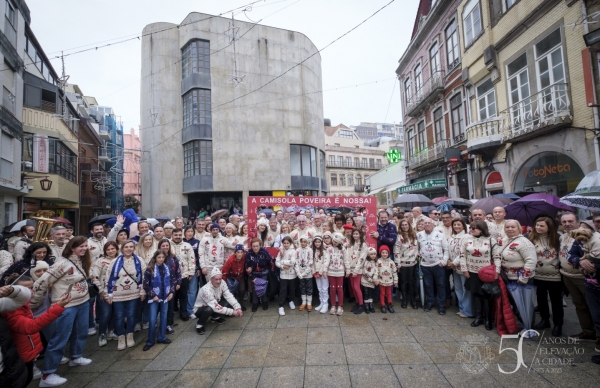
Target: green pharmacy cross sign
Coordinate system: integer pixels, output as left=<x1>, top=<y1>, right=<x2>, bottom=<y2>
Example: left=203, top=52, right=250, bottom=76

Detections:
left=397, top=179, right=446, bottom=194
left=386, top=149, right=402, bottom=164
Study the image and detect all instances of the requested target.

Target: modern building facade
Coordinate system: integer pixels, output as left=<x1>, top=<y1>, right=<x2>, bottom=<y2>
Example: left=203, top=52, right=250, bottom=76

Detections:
left=354, top=122, right=404, bottom=142
left=396, top=0, right=468, bottom=200
left=140, top=13, right=325, bottom=216
left=123, top=127, right=141, bottom=210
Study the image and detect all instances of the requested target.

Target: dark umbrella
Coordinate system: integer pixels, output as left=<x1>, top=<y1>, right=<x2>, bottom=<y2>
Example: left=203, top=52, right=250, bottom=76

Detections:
left=504, top=198, right=570, bottom=227
left=211, top=209, right=228, bottom=219
left=155, top=216, right=171, bottom=222
left=493, top=193, right=521, bottom=199
left=440, top=198, right=472, bottom=208
left=470, top=197, right=513, bottom=214
left=257, top=209, right=275, bottom=218
left=393, top=194, right=434, bottom=208
left=519, top=193, right=574, bottom=212
left=89, top=214, right=115, bottom=226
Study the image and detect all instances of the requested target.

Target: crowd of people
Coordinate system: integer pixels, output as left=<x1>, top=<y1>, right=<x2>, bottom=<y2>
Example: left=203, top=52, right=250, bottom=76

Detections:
left=0, top=204, right=600, bottom=387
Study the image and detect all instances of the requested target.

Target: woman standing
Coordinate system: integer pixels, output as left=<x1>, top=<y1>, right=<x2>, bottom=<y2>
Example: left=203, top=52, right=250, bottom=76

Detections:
left=345, top=228, right=367, bottom=314
left=30, top=236, right=92, bottom=387
left=256, top=219, right=269, bottom=247
left=223, top=224, right=239, bottom=257
left=393, top=220, right=418, bottom=309
left=92, top=241, right=119, bottom=347
left=333, top=214, right=345, bottom=235
left=157, top=239, right=181, bottom=335
left=1, top=242, right=54, bottom=286
left=529, top=216, right=563, bottom=336
left=105, top=240, right=145, bottom=350
left=134, top=233, right=156, bottom=265
left=245, top=238, right=272, bottom=311
left=183, top=225, right=201, bottom=317
left=237, top=224, right=249, bottom=247
left=447, top=219, right=471, bottom=318
left=312, top=236, right=329, bottom=313
left=460, top=220, right=498, bottom=330
left=142, top=250, right=173, bottom=351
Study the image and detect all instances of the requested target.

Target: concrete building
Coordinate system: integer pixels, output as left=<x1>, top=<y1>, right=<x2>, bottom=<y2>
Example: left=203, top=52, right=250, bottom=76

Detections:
left=460, top=0, right=596, bottom=198
left=395, top=0, right=467, bottom=201
left=0, top=0, right=30, bottom=229
left=354, top=122, right=404, bottom=142
left=324, top=123, right=387, bottom=197
left=123, top=127, right=141, bottom=209
left=140, top=13, right=325, bottom=216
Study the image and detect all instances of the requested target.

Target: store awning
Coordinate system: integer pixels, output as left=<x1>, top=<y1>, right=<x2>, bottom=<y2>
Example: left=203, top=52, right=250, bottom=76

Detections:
left=385, top=182, right=405, bottom=193
left=368, top=188, right=384, bottom=195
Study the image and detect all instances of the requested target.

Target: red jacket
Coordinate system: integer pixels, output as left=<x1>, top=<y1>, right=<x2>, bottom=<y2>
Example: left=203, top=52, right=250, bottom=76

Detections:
left=478, top=265, right=518, bottom=335
left=0, top=302, right=65, bottom=362
left=222, top=254, right=245, bottom=281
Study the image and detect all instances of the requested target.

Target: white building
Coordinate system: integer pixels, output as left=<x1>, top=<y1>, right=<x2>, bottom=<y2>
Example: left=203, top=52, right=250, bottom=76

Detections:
left=140, top=13, right=325, bottom=216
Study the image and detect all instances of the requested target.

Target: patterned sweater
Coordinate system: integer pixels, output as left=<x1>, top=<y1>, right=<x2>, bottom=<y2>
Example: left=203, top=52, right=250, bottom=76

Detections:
left=199, top=235, right=235, bottom=274
left=91, top=255, right=116, bottom=297
left=487, top=220, right=508, bottom=246
left=532, top=235, right=560, bottom=282
left=295, top=247, right=313, bottom=279
left=376, top=257, right=398, bottom=286
left=345, top=242, right=367, bottom=275
left=312, top=249, right=328, bottom=275
left=0, top=250, right=13, bottom=278
left=106, top=257, right=145, bottom=301
left=87, top=237, right=107, bottom=263
left=222, top=255, right=245, bottom=281
left=31, top=255, right=90, bottom=309
left=459, top=235, right=500, bottom=274
left=276, top=247, right=297, bottom=279
left=193, top=281, right=241, bottom=315
left=559, top=233, right=582, bottom=278
left=361, top=259, right=379, bottom=288
left=393, top=235, right=418, bottom=267
left=325, top=246, right=347, bottom=277
left=417, top=230, right=449, bottom=267
left=171, top=240, right=195, bottom=278
left=448, top=232, right=466, bottom=268
left=499, top=236, right=537, bottom=282
left=289, top=227, right=316, bottom=248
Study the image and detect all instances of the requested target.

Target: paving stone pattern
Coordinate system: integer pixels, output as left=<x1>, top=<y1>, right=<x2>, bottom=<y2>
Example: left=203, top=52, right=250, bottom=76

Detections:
left=28, top=298, right=600, bottom=387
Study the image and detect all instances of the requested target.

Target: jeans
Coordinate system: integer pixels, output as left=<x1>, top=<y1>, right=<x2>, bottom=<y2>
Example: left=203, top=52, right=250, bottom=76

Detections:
left=298, top=278, right=313, bottom=296
left=585, top=286, right=600, bottom=336
left=146, top=300, right=168, bottom=346
left=136, top=299, right=150, bottom=325
left=178, top=277, right=190, bottom=317
left=42, top=301, right=89, bottom=374
left=88, top=296, right=97, bottom=329
left=453, top=271, right=473, bottom=317
left=279, top=278, right=296, bottom=307
left=422, top=265, right=445, bottom=308
left=187, top=274, right=199, bottom=315
left=113, top=298, right=139, bottom=336
left=535, top=279, right=564, bottom=326
left=563, top=276, right=599, bottom=338
left=97, top=297, right=115, bottom=335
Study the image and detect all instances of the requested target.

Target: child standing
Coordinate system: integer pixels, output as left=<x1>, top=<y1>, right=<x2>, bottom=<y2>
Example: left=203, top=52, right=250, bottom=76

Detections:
left=326, top=233, right=347, bottom=315
left=361, top=247, right=379, bottom=314
left=312, top=236, right=329, bottom=314
left=295, top=237, right=314, bottom=311
left=275, top=236, right=297, bottom=316
left=377, top=246, right=398, bottom=313
left=345, top=228, right=367, bottom=314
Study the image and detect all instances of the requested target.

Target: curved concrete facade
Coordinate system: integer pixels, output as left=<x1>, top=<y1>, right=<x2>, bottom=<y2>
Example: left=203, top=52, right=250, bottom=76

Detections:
left=140, top=13, right=324, bottom=216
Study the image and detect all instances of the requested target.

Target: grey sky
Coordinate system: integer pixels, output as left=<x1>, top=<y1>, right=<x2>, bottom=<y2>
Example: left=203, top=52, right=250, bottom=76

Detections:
left=27, top=0, right=417, bottom=132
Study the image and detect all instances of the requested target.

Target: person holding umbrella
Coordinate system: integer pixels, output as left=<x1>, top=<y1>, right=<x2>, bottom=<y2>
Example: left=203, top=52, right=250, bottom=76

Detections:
left=245, top=238, right=272, bottom=311
left=529, top=216, right=563, bottom=336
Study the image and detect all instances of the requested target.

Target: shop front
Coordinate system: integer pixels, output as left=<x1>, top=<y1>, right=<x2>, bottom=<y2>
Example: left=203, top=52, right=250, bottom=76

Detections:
left=513, top=152, right=584, bottom=197
left=485, top=171, right=504, bottom=196
left=397, top=170, right=448, bottom=200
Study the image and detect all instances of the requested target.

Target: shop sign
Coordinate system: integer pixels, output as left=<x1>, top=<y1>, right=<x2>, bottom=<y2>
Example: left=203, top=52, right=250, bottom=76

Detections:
left=33, top=135, right=49, bottom=173
left=515, top=152, right=584, bottom=191
left=397, top=179, right=446, bottom=194
left=386, top=149, right=402, bottom=164
left=486, top=172, right=503, bottom=185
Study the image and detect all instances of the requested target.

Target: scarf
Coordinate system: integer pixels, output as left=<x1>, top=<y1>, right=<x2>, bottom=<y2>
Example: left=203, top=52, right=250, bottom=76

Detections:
left=151, top=263, right=171, bottom=300
left=107, top=254, right=143, bottom=294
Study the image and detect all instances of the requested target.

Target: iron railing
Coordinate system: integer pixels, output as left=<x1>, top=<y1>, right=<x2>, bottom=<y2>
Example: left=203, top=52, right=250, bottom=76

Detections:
left=405, top=70, right=445, bottom=116
left=408, top=139, right=449, bottom=169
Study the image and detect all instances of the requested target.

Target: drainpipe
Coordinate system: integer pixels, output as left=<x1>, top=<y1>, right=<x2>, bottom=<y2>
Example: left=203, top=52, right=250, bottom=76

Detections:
left=582, top=0, right=600, bottom=170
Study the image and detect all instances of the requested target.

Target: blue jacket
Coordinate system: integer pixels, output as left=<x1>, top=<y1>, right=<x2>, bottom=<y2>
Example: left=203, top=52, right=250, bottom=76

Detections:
left=377, top=221, right=397, bottom=252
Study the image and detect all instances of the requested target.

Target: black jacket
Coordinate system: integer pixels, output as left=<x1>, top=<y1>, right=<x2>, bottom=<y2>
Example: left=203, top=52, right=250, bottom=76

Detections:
left=0, top=316, right=28, bottom=388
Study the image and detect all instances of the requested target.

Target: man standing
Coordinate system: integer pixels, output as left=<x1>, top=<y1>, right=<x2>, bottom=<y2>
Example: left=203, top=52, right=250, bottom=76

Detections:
left=65, top=225, right=74, bottom=241
left=289, top=215, right=315, bottom=247
left=48, top=226, right=68, bottom=259
left=276, top=211, right=284, bottom=226
left=12, top=225, right=35, bottom=261
left=488, top=206, right=508, bottom=245
left=266, top=218, right=280, bottom=247
left=88, top=223, right=107, bottom=262
left=560, top=213, right=599, bottom=342
left=592, top=213, right=600, bottom=232
left=217, top=218, right=227, bottom=236
left=171, top=228, right=195, bottom=321
left=371, top=210, right=397, bottom=252
left=417, top=218, right=449, bottom=315
left=195, top=219, right=208, bottom=241
left=428, top=209, right=441, bottom=227
left=174, top=217, right=185, bottom=230
left=153, top=226, right=165, bottom=246
left=472, top=208, right=486, bottom=222
left=199, top=223, right=235, bottom=281
left=411, top=207, right=426, bottom=229
left=193, top=267, right=243, bottom=335
left=434, top=211, right=454, bottom=239
left=231, top=214, right=241, bottom=230
left=132, top=221, right=150, bottom=243
left=312, top=214, right=324, bottom=236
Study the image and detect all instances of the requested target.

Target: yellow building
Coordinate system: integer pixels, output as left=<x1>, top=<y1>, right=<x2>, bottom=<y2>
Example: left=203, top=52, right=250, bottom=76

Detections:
left=460, top=0, right=595, bottom=197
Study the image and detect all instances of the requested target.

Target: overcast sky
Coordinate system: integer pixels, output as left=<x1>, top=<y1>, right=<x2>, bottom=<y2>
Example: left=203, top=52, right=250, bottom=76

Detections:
left=27, top=0, right=418, bottom=133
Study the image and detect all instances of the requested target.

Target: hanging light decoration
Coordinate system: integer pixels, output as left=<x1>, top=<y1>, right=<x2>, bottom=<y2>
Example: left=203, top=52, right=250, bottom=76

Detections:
left=39, top=176, right=53, bottom=191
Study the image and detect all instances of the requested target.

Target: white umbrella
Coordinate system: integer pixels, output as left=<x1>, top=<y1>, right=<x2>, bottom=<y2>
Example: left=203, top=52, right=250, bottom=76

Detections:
left=10, top=219, right=35, bottom=233
left=560, top=170, right=600, bottom=211
left=146, top=218, right=160, bottom=226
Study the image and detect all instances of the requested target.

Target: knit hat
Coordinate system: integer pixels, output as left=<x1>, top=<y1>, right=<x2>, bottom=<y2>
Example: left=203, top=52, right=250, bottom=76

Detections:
left=313, top=236, right=323, bottom=242
left=379, top=245, right=390, bottom=255
left=226, top=223, right=235, bottom=230
left=367, top=247, right=377, bottom=255
left=210, top=222, right=220, bottom=230
left=234, top=244, right=245, bottom=253
left=323, top=231, right=332, bottom=238
left=30, top=261, right=50, bottom=281
left=257, top=218, right=269, bottom=227
left=299, top=236, right=308, bottom=242
left=210, top=267, right=222, bottom=278
left=164, top=222, right=175, bottom=229
left=332, top=233, right=345, bottom=245
left=343, top=224, right=354, bottom=231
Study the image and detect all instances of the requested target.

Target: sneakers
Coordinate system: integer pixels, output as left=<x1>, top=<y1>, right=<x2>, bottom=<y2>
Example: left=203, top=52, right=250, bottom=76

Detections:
left=33, top=365, right=42, bottom=380
left=134, top=323, right=141, bottom=332
left=87, top=327, right=96, bottom=336
left=329, top=306, right=337, bottom=315
left=117, top=335, right=126, bottom=351
left=279, top=307, right=286, bottom=316
left=336, top=306, right=344, bottom=316
left=289, top=301, right=295, bottom=310
left=68, top=357, right=92, bottom=366
left=126, top=333, right=135, bottom=348
left=210, top=317, right=227, bottom=325
left=107, top=331, right=118, bottom=341
left=59, top=357, right=69, bottom=365
left=39, top=373, right=67, bottom=387
left=190, top=314, right=197, bottom=319
left=166, top=326, right=175, bottom=335
left=196, top=324, right=205, bottom=335
left=142, top=323, right=149, bottom=330
left=320, top=304, right=328, bottom=314
left=314, top=304, right=322, bottom=312
left=98, top=334, right=107, bottom=347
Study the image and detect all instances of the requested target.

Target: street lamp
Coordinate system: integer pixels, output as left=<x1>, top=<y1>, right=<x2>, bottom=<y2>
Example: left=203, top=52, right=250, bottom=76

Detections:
left=39, top=177, right=52, bottom=191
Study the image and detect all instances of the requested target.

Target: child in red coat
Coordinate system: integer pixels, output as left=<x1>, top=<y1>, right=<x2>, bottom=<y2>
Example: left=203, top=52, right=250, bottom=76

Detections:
left=0, top=276, right=71, bottom=386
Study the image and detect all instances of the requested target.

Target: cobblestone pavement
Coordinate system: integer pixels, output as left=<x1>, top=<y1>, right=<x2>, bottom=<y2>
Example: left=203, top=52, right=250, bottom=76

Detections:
left=28, top=297, right=600, bottom=388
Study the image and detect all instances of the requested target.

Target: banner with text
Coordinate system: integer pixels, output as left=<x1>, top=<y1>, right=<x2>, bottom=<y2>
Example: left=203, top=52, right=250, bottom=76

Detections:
left=397, top=179, right=446, bottom=194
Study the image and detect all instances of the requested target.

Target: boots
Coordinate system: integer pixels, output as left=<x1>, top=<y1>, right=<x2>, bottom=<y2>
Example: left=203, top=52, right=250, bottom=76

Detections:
left=534, top=318, right=551, bottom=330
left=400, top=292, right=408, bottom=309
left=354, top=304, right=365, bottom=314
left=388, top=304, right=396, bottom=313
left=252, top=303, right=258, bottom=312
left=117, top=335, right=126, bottom=351
left=350, top=303, right=359, bottom=313
left=365, top=302, right=371, bottom=314
left=410, top=293, right=418, bottom=309
left=299, top=295, right=306, bottom=311
left=471, top=298, right=484, bottom=327
left=484, top=299, right=493, bottom=331
left=369, top=303, right=376, bottom=313
left=307, top=297, right=312, bottom=312
left=262, top=299, right=269, bottom=311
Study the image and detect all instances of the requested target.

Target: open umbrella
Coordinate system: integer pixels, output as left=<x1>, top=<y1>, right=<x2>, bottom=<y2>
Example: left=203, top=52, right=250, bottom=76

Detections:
left=393, top=193, right=434, bottom=208
left=89, top=214, right=115, bottom=226
left=257, top=209, right=275, bottom=218
left=504, top=199, right=567, bottom=227
left=211, top=209, right=228, bottom=219
left=154, top=216, right=171, bottom=222
left=520, top=193, right=574, bottom=211
left=506, top=281, right=537, bottom=338
left=432, top=196, right=450, bottom=205
left=494, top=193, right=521, bottom=199
left=52, top=217, right=71, bottom=224
left=8, top=219, right=36, bottom=233
left=560, top=170, right=600, bottom=210
left=440, top=198, right=472, bottom=208
left=146, top=218, right=160, bottom=226
left=470, top=197, right=513, bottom=214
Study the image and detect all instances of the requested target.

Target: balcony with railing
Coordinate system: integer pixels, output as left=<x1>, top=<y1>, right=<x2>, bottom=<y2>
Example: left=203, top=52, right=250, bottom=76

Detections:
left=408, top=139, right=449, bottom=169
left=466, top=83, right=571, bottom=153
left=98, top=125, right=111, bottom=139
left=354, top=184, right=365, bottom=192
left=405, top=70, right=445, bottom=117
left=98, top=148, right=109, bottom=161
left=326, top=161, right=380, bottom=170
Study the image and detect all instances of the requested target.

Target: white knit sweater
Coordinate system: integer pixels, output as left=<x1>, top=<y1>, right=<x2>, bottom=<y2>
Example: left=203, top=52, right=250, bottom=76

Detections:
left=393, top=235, right=418, bottom=267
left=417, top=230, right=449, bottom=267
left=276, top=246, right=297, bottom=279
left=531, top=235, right=560, bottom=282
left=295, top=247, right=313, bottom=279
left=499, top=236, right=537, bottom=282
left=345, top=242, right=367, bottom=275
left=459, top=235, right=500, bottom=274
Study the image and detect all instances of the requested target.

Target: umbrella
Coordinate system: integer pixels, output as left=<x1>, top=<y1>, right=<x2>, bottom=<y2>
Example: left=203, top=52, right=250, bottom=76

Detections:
left=155, top=216, right=171, bottom=222
left=432, top=196, right=451, bottom=205
left=440, top=198, right=472, bottom=208
left=504, top=199, right=565, bottom=227
left=146, top=218, right=160, bottom=226
left=437, top=203, right=453, bottom=212
left=506, top=281, right=537, bottom=338
left=8, top=219, right=36, bottom=233
left=51, top=217, right=71, bottom=224
left=257, top=209, right=275, bottom=218
left=418, top=262, right=425, bottom=308
left=519, top=193, right=574, bottom=211
left=393, top=193, right=434, bottom=208
left=560, top=170, right=600, bottom=210
left=254, top=278, right=268, bottom=298
left=210, top=209, right=228, bottom=219
left=470, top=197, right=513, bottom=214
left=89, top=214, right=115, bottom=226
left=494, top=193, right=521, bottom=199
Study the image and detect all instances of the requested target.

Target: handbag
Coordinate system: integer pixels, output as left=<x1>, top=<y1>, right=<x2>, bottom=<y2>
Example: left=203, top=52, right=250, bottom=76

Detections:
left=478, top=238, right=498, bottom=282
left=226, top=277, right=240, bottom=295
left=481, top=280, right=501, bottom=297
left=65, top=257, right=99, bottom=298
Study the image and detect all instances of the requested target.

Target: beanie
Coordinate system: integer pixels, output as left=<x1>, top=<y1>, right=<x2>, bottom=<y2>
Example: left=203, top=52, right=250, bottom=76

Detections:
left=332, top=233, right=345, bottom=245
left=379, top=245, right=390, bottom=255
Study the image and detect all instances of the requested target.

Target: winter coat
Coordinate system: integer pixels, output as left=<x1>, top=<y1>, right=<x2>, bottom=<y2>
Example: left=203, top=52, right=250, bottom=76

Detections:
left=245, top=247, right=272, bottom=279
left=345, top=242, right=367, bottom=275
left=478, top=265, right=517, bottom=335
left=0, top=316, right=27, bottom=388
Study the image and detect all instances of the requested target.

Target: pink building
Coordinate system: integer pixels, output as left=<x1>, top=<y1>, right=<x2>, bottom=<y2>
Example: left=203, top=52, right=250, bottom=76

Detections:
left=124, top=127, right=142, bottom=207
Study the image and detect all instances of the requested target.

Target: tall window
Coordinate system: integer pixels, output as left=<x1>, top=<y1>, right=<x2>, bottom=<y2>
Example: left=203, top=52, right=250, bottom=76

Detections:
left=339, top=174, right=346, bottom=186
left=507, top=53, right=530, bottom=124
left=450, top=93, right=465, bottom=140
left=0, top=132, right=13, bottom=182
left=414, top=64, right=422, bottom=93
left=417, top=120, right=426, bottom=151
left=361, top=158, right=367, bottom=168
left=290, top=145, right=318, bottom=177
left=463, top=0, right=482, bottom=47
left=184, top=140, right=213, bottom=177
left=445, top=19, right=460, bottom=69
left=49, top=140, right=77, bottom=183
left=535, top=29, right=566, bottom=109
left=407, top=128, right=415, bottom=156
left=369, top=158, right=375, bottom=168
left=433, top=107, right=444, bottom=142
left=476, top=78, right=496, bottom=120
left=376, top=159, right=382, bottom=169
left=331, top=173, right=337, bottom=186
left=183, top=89, right=211, bottom=127
left=354, top=157, right=359, bottom=167
left=430, top=42, right=440, bottom=74
left=356, top=174, right=362, bottom=186
left=5, top=1, right=15, bottom=26
left=348, top=174, right=354, bottom=186
left=182, top=40, right=210, bottom=78
left=329, top=155, right=335, bottom=165
left=345, top=156, right=352, bottom=167
left=404, top=78, right=412, bottom=103
left=503, top=0, right=516, bottom=13
left=320, top=151, right=325, bottom=178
